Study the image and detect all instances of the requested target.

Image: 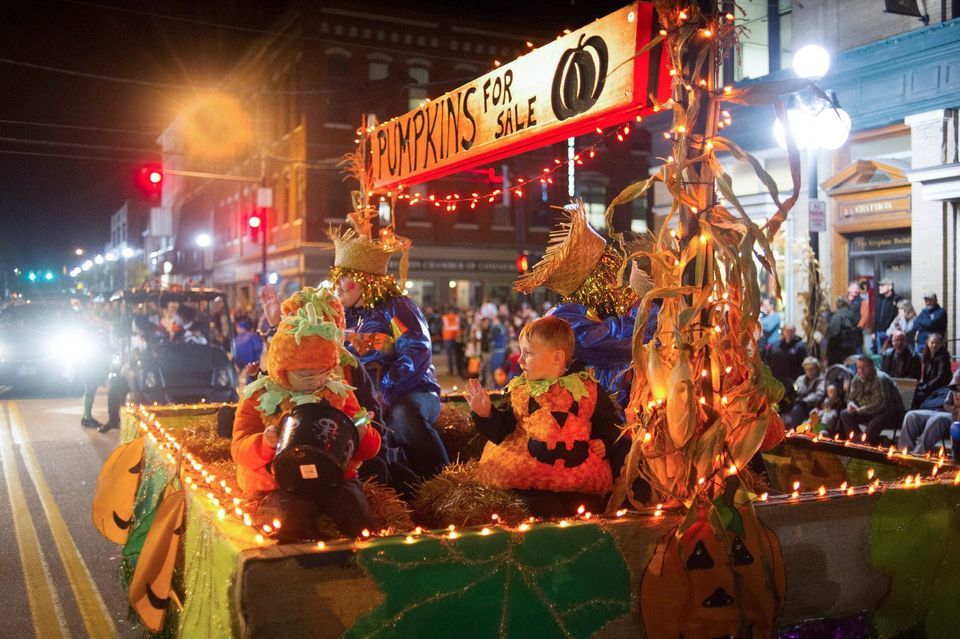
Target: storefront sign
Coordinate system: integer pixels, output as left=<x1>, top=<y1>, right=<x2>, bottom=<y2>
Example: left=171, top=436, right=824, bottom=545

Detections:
left=851, top=231, right=911, bottom=252
left=808, top=199, right=826, bottom=233
left=389, top=257, right=521, bottom=274
left=839, top=195, right=911, bottom=219
left=369, top=1, right=669, bottom=189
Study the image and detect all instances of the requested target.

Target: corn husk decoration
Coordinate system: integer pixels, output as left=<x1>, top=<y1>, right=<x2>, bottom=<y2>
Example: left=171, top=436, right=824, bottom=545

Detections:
left=606, top=0, right=803, bottom=514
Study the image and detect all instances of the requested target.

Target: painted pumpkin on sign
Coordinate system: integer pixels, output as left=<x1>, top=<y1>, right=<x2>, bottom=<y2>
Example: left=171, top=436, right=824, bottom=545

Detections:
left=91, top=437, right=145, bottom=545
left=640, top=500, right=785, bottom=639
left=475, top=375, right=612, bottom=494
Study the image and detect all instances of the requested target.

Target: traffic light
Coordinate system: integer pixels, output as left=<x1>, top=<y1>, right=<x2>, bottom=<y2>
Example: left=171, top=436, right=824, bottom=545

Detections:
left=247, top=212, right=262, bottom=241
left=516, top=252, right=529, bottom=274
left=134, top=163, right=163, bottom=199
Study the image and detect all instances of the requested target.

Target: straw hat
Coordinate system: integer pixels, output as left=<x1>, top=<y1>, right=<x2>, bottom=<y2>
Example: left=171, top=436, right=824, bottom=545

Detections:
left=514, top=200, right=607, bottom=296
left=329, top=226, right=397, bottom=276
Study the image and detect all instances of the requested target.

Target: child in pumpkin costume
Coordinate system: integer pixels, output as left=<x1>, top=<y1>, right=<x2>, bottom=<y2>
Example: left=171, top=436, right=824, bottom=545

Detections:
left=466, top=316, right=625, bottom=518
left=231, top=289, right=380, bottom=541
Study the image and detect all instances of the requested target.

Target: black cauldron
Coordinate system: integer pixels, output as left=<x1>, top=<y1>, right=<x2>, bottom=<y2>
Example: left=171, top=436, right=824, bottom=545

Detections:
left=272, top=401, right=358, bottom=497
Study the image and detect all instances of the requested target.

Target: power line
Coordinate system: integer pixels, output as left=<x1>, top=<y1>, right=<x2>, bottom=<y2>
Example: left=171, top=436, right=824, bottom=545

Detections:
left=0, top=148, right=142, bottom=164
left=0, top=118, right=158, bottom=136
left=0, top=135, right=160, bottom=155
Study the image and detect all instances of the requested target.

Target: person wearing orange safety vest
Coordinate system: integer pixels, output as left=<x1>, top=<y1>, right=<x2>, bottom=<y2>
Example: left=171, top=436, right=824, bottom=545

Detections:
left=441, top=308, right=462, bottom=376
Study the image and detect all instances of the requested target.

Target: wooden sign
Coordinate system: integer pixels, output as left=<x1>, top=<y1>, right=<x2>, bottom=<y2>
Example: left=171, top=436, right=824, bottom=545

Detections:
left=368, top=1, right=669, bottom=190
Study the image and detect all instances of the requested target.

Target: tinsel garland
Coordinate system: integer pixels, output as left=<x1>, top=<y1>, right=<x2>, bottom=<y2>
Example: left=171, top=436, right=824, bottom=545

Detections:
left=330, top=266, right=404, bottom=309
left=563, top=247, right=638, bottom=318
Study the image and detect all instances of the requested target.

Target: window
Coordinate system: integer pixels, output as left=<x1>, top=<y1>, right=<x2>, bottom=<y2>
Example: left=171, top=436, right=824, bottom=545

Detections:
left=369, top=60, right=389, bottom=81
left=578, top=181, right=607, bottom=231
left=726, top=0, right=791, bottom=82
left=408, top=66, right=429, bottom=111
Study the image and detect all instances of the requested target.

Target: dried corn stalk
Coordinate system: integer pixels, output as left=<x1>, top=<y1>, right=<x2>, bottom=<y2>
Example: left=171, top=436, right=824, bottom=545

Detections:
left=607, top=0, right=801, bottom=512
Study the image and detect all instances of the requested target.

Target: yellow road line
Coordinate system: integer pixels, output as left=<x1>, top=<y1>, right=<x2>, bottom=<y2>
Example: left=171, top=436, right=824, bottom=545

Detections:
left=0, top=401, right=68, bottom=639
left=8, top=400, right=119, bottom=639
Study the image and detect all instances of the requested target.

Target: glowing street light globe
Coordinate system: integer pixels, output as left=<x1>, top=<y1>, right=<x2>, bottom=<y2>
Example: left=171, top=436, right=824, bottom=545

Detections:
left=793, top=44, right=831, bottom=79
left=772, top=108, right=815, bottom=150
left=195, top=233, right=212, bottom=248
left=121, top=247, right=135, bottom=259
left=813, top=106, right=852, bottom=150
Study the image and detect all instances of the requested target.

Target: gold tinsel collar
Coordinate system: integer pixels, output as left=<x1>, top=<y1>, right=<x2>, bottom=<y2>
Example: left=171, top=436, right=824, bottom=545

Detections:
left=563, top=247, right=638, bottom=317
left=330, top=266, right=403, bottom=310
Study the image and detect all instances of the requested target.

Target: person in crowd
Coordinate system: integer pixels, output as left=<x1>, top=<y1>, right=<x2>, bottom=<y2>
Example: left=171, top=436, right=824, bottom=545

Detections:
left=846, top=281, right=870, bottom=354
left=785, top=356, right=825, bottom=429
left=831, top=356, right=904, bottom=445
left=913, top=292, right=947, bottom=355
left=814, top=383, right=842, bottom=433
left=880, top=330, right=921, bottom=379
left=759, top=297, right=782, bottom=355
left=897, top=369, right=960, bottom=456
left=911, top=333, right=952, bottom=410
left=826, top=296, right=860, bottom=366
left=329, top=226, right=449, bottom=480
left=514, top=200, right=656, bottom=411
left=231, top=290, right=379, bottom=541
left=171, top=304, right=208, bottom=345
left=232, top=317, right=263, bottom=385
left=766, top=324, right=807, bottom=400
left=872, top=278, right=899, bottom=353
left=887, top=299, right=918, bottom=351
left=465, top=316, right=626, bottom=518
left=79, top=309, right=113, bottom=430
left=441, top=306, right=462, bottom=376
left=482, top=314, right=507, bottom=389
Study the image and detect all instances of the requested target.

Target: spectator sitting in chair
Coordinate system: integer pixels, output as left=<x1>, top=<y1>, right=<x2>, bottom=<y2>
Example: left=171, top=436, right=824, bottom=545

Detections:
left=911, top=333, right=952, bottom=410
left=784, top=357, right=825, bottom=429
left=897, top=368, right=960, bottom=456
left=880, top=330, right=920, bottom=380
left=829, top=356, right=904, bottom=446
left=766, top=324, right=808, bottom=399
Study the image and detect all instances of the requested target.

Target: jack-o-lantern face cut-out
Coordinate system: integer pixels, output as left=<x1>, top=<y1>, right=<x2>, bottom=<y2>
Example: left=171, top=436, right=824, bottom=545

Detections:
left=640, top=501, right=786, bottom=639
left=475, top=379, right=612, bottom=494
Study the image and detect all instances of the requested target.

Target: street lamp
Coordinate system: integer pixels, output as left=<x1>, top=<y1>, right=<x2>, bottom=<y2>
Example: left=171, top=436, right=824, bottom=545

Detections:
left=195, top=233, right=211, bottom=248
left=773, top=43, right=851, bottom=259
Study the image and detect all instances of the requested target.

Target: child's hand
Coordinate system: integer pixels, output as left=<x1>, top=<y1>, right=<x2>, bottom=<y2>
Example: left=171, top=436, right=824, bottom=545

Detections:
left=262, top=425, right=279, bottom=448
left=261, top=286, right=281, bottom=327
left=465, top=378, right=491, bottom=418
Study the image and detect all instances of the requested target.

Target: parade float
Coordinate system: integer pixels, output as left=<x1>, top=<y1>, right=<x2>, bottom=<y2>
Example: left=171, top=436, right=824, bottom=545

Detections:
left=93, top=2, right=960, bottom=637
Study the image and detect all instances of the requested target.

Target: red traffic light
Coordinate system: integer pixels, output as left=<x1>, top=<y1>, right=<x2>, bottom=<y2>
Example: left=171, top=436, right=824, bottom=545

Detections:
left=134, top=163, right=163, bottom=199
left=516, top=253, right=529, bottom=274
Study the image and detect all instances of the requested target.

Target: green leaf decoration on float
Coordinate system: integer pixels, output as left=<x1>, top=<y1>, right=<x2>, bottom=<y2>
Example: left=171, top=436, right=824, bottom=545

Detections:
left=346, top=523, right=631, bottom=639
left=870, top=483, right=960, bottom=637
left=505, top=370, right=596, bottom=401
left=243, top=373, right=355, bottom=415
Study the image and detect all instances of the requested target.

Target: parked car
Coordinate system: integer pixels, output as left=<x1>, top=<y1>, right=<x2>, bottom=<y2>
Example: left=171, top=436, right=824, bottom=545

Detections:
left=0, top=297, right=93, bottom=391
left=108, top=288, right=239, bottom=405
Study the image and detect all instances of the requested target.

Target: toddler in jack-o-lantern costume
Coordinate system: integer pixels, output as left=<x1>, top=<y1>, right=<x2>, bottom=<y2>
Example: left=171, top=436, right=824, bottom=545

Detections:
left=232, top=288, right=381, bottom=541
left=465, top=316, right=625, bottom=518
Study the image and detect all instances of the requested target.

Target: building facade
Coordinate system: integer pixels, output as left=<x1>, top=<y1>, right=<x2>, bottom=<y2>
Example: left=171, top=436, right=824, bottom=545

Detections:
left=158, top=3, right=652, bottom=314
left=647, top=0, right=960, bottom=347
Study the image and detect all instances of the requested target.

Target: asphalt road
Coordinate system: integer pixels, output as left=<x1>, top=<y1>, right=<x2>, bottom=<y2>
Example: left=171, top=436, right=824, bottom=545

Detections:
left=0, top=385, right=139, bottom=639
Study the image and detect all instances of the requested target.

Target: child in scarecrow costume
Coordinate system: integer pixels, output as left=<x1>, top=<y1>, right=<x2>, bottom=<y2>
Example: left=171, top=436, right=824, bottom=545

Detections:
left=329, top=225, right=450, bottom=481
left=514, top=200, right=658, bottom=411
left=465, top=315, right=624, bottom=517
left=231, top=289, right=381, bottom=541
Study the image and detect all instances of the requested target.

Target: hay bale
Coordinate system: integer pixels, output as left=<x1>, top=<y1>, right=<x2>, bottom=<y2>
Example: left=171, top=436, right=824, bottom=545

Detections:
left=314, top=480, right=414, bottom=540
left=434, top=404, right=487, bottom=462
left=412, top=461, right=530, bottom=529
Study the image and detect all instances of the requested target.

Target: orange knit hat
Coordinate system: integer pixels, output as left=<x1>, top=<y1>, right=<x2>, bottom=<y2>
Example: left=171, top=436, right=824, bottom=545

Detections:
left=267, top=289, right=346, bottom=387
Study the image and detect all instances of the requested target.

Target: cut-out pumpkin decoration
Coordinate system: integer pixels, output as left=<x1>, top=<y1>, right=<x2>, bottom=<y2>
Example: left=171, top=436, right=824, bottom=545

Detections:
left=640, top=499, right=786, bottom=639
left=91, top=437, right=145, bottom=544
left=476, top=372, right=612, bottom=494
left=129, top=489, right=186, bottom=633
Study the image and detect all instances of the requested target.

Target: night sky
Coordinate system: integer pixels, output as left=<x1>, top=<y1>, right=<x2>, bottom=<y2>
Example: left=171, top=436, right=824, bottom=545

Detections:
left=0, top=0, right=623, bottom=278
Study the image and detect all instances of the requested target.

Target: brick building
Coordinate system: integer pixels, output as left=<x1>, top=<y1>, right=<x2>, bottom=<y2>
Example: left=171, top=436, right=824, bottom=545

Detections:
left=159, top=3, right=652, bottom=314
